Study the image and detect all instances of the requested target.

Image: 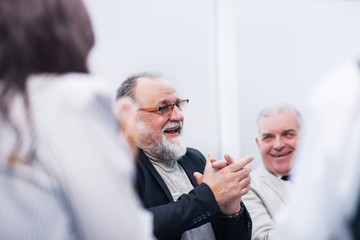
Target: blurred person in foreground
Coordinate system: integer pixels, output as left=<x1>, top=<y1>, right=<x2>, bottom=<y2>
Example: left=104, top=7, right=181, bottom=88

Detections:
left=242, top=104, right=302, bottom=240
left=116, top=72, right=253, bottom=240
left=274, top=61, right=360, bottom=240
left=0, top=0, right=154, bottom=239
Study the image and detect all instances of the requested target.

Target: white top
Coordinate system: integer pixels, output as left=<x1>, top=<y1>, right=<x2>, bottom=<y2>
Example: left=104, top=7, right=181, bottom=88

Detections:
left=274, top=61, right=360, bottom=240
left=0, top=73, right=155, bottom=240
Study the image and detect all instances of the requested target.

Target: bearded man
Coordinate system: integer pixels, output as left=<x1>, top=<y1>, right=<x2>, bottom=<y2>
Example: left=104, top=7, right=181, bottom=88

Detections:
left=116, top=72, right=252, bottom=240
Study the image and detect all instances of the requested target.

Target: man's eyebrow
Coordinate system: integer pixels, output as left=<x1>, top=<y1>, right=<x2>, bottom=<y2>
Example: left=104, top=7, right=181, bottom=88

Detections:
left=158, top=98, right=180, bottom=105
left=158, top=100, right=171, bottom=105
left=283, top=129, right=297, bottom=133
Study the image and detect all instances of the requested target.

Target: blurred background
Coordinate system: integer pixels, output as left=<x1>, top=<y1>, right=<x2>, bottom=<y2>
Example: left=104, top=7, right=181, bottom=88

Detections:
left=84, top=0, right=360, bottom=168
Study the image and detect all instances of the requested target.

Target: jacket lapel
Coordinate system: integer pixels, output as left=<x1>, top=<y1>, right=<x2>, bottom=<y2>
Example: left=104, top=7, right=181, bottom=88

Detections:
left=260, top=167, right=290, bottom=203
left=178, top=154, right=198, bottom=187
left=137, top=150, right=173, bottom=201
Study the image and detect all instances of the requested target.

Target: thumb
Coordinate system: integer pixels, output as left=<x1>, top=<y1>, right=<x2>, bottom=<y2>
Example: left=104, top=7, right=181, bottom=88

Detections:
left=193, top=172, right=204, bottom=185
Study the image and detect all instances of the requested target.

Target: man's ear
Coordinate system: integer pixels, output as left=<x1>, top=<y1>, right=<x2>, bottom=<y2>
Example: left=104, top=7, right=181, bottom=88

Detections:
left=255, top=137, right=260, bottom=149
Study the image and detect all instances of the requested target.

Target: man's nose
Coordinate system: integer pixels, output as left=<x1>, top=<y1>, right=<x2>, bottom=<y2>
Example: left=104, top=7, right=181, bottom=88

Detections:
left=273, top=137, right=285, bottom=150
left=169, top=105, right=184, bottom=121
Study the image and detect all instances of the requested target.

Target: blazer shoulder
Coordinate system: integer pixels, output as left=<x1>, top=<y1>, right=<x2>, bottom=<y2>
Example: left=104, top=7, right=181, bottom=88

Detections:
left=251, top=166, right=274, bottom=180
left=250, top=167, right=275, bottom=188
left=186, top=148, right=205, bottom=159
left=185, top=148, right=206, bottom=162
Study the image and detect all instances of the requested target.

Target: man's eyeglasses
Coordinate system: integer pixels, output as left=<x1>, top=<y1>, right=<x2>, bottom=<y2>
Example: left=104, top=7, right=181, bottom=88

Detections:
left=138, top=99, right=189, bottom=116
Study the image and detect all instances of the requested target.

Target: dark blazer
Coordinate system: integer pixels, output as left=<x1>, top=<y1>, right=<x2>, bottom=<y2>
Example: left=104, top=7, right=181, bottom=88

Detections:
left=136, top=148, right=252, bottom=240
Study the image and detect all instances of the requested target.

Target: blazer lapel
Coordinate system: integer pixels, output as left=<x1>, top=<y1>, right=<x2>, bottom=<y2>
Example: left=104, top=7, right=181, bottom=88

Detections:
left=260, top=167, right=290, bottom=203
left=178, top=154, right=198, bottom=187
left=137, top=150, right=174, bottom=201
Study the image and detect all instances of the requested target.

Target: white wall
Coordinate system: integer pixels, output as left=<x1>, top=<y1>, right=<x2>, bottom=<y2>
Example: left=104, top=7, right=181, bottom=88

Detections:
left=84, top=0, right=220, bottom=158
left=84, top=0, right=360, bottom=167
left=234, top=0, right=360, bottom=168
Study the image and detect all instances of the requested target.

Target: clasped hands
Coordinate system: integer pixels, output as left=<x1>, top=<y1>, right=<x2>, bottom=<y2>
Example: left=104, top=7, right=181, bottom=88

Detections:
left=194, top=153, right=253, bottom=215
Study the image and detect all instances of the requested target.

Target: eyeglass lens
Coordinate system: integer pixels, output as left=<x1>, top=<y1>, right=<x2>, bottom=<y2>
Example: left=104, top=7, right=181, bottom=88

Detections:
left=161, top=100, right=188, bottom=115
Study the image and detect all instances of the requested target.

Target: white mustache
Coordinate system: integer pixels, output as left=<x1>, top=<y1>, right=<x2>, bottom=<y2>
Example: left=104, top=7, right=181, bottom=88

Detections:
left=162, top=121, right=183, bottom=132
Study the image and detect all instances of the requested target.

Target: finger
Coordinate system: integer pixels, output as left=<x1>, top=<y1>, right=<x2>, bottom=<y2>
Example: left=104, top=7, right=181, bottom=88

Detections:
left=208, top=153, right=217, bottom=164
left=208, top=153, right=216, bottom=160
left=240, top=184, right=251, bottom=196
left=239, top=175, right=251, bottom=186
left=241, top=189, right=249, bottom=196
left=193, top=172, right=204, bottom=185
left=211, top=160, right=228, bottom=169
left=224, top=154, right=234, bottom=165
left=229, top=155, right=254, bottom=172
left=204, top=154, right=214, bottom=172
left=231, top=165, right=252, bottom=182
left=243, top=164, right=252, bottom=172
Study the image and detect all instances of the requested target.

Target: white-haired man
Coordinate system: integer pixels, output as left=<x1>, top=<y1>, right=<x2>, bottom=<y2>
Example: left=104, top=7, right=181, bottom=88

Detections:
left=242, top=104, right=302, bottom=240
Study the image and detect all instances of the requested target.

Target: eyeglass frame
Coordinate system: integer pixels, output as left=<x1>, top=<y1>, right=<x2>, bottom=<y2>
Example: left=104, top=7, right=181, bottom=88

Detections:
left=138, top=99, right=189, bottom=116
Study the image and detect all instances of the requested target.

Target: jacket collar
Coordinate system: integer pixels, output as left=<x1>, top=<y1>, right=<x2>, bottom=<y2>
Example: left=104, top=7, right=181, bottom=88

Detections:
left=137, top=149, right=197, bottom=201
left=257, top=166, right=292, bottom=203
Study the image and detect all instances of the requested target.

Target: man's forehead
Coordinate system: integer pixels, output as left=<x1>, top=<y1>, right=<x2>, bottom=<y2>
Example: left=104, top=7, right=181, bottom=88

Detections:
left=135, top=77, right=178, bottom=105
left=260, top=128, right=297, bottom=135
left=259, top=112, right=299, bottom=132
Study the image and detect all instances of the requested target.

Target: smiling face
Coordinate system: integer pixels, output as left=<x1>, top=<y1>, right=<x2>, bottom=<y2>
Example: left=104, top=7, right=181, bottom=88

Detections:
left=134, top=77, right=186, bottom=160
left=256, top=111, right=299, bottom=175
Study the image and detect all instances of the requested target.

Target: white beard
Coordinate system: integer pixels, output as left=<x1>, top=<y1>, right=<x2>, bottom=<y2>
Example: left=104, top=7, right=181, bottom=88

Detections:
left=137, top=121, right=186, bottom=161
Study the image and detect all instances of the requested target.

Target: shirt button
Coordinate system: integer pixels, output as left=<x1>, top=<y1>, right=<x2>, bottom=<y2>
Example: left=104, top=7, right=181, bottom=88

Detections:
left=197, top=216, right=202, bottom=222
left=206, top=211, right=211, bottom=216
left=202, top=213, right=206, bottom=220
left=193, top=218, right=197, bottom=224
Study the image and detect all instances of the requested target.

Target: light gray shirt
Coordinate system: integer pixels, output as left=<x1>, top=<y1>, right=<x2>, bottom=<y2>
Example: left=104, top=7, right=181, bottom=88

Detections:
left=147, top=154, right=216, bottom=240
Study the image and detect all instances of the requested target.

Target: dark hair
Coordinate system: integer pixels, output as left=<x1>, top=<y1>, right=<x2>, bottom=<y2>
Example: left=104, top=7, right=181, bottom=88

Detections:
left=0, top=0, right=94, bottom=117
left=116, top=72, right=162, bottom=101
left=0, top=0, right=94, bottom=163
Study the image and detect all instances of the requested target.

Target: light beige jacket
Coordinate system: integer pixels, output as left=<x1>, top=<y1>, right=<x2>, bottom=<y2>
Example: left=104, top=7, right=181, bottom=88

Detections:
left=242, top=166, right=292, bottom=240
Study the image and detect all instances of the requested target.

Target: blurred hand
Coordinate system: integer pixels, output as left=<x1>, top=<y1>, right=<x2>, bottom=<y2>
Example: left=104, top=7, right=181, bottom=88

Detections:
left=194, top=153, right=252, bottom=215
left=114, top=97, right=138, bottom=159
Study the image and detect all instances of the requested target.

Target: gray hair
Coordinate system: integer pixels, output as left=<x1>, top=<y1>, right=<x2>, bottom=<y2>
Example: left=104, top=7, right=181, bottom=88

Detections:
left=115, top=72, right=162, bottom=101
left=256, top=104, right=303, bottom=134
